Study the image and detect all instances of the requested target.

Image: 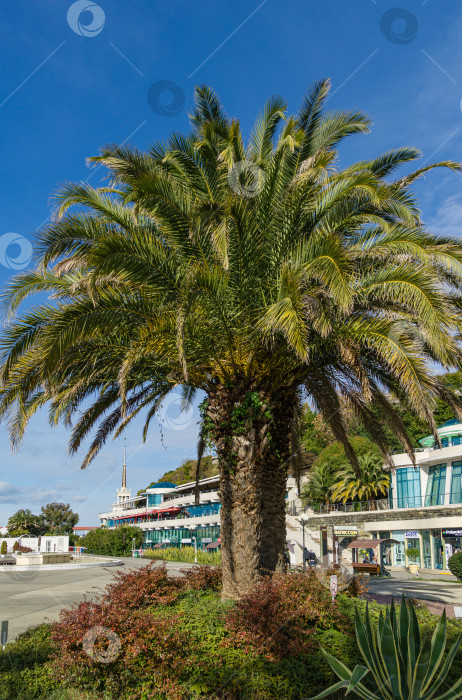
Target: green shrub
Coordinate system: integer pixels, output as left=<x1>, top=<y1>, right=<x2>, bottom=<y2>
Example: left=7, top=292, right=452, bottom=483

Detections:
left=79, top=525, right=143, bottom=556
left=144, top=545, right=221, bottom=566
left=448, top=550, right=462, bottom=580
left=0, top=540, right=7, bottom=555
left=0, top=624, right=57, bottom=699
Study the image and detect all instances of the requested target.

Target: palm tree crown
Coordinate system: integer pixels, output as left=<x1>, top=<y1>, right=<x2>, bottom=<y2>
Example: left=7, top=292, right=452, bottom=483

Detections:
left=330, top=452, right=391, bottom=503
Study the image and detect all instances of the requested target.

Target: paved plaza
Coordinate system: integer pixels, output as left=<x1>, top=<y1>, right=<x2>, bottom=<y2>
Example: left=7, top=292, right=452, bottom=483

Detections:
left=1, top=557, right=190, bottom=641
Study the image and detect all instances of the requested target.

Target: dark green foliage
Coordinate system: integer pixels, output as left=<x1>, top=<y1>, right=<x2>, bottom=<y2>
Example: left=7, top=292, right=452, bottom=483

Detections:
left=7, top=508, right=43, bottom=536
left=40, top=502, right=79, bottom=535
left=0, top=540, right=7, bottom=555
left=153, top=455, right=218, bottom=487
left=302, top=437, right=382, bottom=504
left=300, top=370, right=462, bottom=456
left=79, top=525, right=143, bottom=556
left=300, top=405, right=329, bottom=455
left=314, top=437, right=381, bottom=474
left=0, top=624, right=56, bottom=699
left=448, top=551, right=462, bottom=580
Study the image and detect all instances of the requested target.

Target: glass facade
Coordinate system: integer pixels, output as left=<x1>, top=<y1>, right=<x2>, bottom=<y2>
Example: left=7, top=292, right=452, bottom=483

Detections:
left=433, top=530, right=443, bottom=570
left=147, top=493, right=162, bottom=507
left=451, top=462, right=462, bottom=504
left=392, top=531, right=406, bottom=566
left=396, top=468, right=422, bottom=508
left=424, top=464, right=446, bottom=506
left=145, top=525, right=220, bottom=547
left=422, top=530, right=432, bottom=569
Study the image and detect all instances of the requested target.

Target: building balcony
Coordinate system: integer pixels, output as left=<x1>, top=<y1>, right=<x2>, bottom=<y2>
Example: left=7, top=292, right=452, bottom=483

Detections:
left=291, top=491, right=462, bottom=517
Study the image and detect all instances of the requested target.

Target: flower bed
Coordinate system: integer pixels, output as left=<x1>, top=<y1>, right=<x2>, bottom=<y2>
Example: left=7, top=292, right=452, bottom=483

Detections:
left=1, top=565, right=462, bottom=699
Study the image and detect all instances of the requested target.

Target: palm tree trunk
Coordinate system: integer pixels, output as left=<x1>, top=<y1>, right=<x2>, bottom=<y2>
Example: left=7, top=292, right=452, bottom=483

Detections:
left=207, top=382, right=297, bottom=599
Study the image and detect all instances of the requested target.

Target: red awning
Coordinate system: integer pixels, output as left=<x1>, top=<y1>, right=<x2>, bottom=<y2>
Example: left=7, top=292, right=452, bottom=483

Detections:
left=153, top=507, right=182, bottom=514
left=117, top=506, right=183, bottom=520
left=206, top=541, right=221, bottom=549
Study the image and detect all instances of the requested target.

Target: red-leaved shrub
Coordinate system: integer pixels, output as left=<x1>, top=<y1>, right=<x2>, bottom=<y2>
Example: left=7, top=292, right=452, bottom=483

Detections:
left=223, top=570, right=353, bottom=661
left=180, top=564, right=222, bottom=591
left=51, top=564, right=189, bottom=699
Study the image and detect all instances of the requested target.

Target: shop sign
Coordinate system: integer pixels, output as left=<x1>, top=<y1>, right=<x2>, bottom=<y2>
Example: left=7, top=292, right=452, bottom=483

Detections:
left=405, top=531, right=419, bottom=539
left=442, top=529, right=462, bottom=537
left=217, top=538, right=221, bottom=543
left=181, top=538, right=192, bottom=544
left=201, top=538, right=212, bottom=543
left=334, top=528, right=358, bottom=536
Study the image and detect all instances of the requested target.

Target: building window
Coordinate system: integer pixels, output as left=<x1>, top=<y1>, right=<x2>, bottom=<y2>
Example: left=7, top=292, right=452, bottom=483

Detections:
left=424, top=464, right=446, bottom=506
left=451, top=435, right=462, bottom=446
left=396, top=468, right=421, bottom=508
left=451, top=462, right=462, bottom=504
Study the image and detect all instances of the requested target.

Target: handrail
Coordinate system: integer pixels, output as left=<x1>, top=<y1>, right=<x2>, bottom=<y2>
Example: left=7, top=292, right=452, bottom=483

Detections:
left=289, top=491, right=462, bottom=516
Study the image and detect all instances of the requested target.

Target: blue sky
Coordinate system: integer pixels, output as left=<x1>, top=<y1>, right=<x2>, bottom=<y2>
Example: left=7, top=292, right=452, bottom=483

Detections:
left=0, top=0, right=461, bottom=525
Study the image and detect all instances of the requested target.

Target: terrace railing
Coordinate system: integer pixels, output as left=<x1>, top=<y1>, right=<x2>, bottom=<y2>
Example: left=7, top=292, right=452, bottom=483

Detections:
left=289, top=491, right=462, bottom=516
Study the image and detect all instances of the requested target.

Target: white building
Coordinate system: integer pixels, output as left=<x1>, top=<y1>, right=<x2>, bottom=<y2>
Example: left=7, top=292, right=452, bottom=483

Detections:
left=300, top=419, right=462, bottom=572
left=99, top=456, right=314, bottom=563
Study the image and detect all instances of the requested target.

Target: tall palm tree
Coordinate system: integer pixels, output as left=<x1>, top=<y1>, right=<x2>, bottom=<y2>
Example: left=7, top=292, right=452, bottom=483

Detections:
left=2, top=81, right=462, bottom=597
left=330, top=452, right=390, bottom=505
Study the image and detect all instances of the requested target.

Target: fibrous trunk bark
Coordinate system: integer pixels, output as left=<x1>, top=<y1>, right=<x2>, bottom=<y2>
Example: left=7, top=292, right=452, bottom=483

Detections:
left=207, top=382, right=297, bottom=599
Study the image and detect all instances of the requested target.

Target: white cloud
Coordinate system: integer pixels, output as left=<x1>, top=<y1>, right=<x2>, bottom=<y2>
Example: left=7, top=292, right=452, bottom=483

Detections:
left=0, top=480, right=22, bottom=504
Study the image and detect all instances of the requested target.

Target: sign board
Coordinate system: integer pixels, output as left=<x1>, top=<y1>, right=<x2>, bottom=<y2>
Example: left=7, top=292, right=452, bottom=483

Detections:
left=334, top=528, right=358, bottom=537
left=330, top=575, right=338, bottom=603
left=181, top=538, right=192, bottom=544
left=442, top=529, right=462, bottom=537
left=405, top=531, right=419, bottom=539
left=201, top=538, right=212, bottom=543
left=217, top=538, right=221, bottom=543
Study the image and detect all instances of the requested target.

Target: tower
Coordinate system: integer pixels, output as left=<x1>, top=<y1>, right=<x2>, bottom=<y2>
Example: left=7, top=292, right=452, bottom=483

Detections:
left=116, top=440, right=131, bottom=507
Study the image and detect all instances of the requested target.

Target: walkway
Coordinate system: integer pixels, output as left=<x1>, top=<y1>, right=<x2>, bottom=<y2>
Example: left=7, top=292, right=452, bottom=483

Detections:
left=364, top=577, right=462, bottom=619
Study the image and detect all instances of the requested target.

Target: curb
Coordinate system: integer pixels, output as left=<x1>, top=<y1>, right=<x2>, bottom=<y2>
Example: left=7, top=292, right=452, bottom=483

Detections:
left=0, top=559, right=124, bottom=572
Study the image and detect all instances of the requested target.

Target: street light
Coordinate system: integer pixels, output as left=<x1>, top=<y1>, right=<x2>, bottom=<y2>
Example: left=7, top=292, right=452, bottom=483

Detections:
left=299, top=512, right=309, bottom=570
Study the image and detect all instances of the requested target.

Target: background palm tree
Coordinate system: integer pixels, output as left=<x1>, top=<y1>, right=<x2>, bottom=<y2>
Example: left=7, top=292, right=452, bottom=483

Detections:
left=330, top=452, right=390, bottom=506
left=2, top=81, right=462, bottom=597
left=300, top=463, right=335, bottom=508
left=7, top=508, right=41, bottom=536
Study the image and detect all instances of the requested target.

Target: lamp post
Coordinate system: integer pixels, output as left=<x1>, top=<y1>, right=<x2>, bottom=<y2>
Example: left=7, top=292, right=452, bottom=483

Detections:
left=132, top=537, right=136, bottom=557
left=299, top=512, right=309, bottom=570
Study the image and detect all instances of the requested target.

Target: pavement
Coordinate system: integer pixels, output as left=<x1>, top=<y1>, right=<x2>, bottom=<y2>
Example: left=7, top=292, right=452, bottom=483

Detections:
left=364, top=576, right=462, bottom=618
left=1, top=556, right=192, bottom=642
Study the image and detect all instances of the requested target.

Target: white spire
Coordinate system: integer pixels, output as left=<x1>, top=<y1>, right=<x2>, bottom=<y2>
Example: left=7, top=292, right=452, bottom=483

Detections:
left=122, top=438, right=127, bottom=488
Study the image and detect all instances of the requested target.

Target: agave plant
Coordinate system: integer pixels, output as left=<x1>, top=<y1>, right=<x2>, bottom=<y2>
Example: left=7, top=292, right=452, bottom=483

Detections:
left=311, top=596, right=462, bottom=700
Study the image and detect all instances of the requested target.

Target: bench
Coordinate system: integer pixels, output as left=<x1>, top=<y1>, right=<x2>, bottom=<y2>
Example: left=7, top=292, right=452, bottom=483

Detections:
left=352, top=562, right=381, bottom=575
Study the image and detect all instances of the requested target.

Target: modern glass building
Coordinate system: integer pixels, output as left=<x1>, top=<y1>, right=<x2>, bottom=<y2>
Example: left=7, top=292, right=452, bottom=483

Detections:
left=298, top=420, right=462, bottom=573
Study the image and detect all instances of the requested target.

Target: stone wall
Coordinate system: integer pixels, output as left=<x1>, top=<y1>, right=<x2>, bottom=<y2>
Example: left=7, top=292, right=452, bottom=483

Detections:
left=306, top=504, right=462, bottom=531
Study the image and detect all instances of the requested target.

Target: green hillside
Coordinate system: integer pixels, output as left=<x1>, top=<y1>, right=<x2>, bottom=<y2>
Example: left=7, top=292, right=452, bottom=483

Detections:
left=146, top=455, right=219, bottom=489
